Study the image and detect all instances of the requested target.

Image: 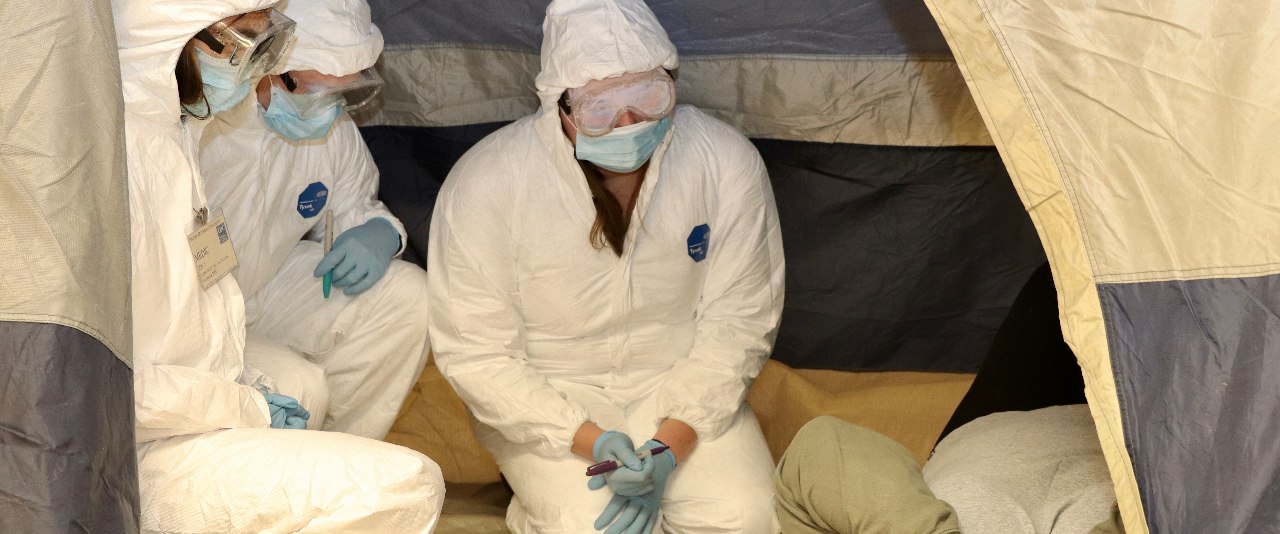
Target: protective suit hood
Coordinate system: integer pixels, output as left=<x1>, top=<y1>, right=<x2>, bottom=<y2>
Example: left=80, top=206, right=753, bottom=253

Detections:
left=112, top=0, right=281, bottom=121
left=277, top=0, right=384, bottom=75
left=534, top=0, right=679, bottom=113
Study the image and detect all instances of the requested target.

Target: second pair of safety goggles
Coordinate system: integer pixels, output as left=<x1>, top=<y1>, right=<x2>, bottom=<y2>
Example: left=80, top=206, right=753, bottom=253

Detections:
left=567, top=70, right=675, bottom=137
left=278, top=68, right=385, bottom=116
left=195, top=8, right=297, bottom=84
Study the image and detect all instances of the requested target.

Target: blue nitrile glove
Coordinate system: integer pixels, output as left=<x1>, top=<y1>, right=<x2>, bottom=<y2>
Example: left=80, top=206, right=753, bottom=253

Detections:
left=594, top=440, right=677, bottom=534
left=313, top=217, right=400, bottom=296
left=263, top=392, right=310, bottom=430
left=589, top=431, right=653, bottom=496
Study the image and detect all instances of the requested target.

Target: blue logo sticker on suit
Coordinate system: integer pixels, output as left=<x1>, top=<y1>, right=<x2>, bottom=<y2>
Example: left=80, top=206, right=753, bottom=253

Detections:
left=297, top=182, right=329, bottom=219
left=687, top=224, right=710, bottom=262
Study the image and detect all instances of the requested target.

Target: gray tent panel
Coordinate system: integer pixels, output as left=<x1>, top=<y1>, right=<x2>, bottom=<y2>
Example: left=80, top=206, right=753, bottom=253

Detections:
left=1099, top=277, right=1280, bottom=532
left=370, top=0, right=950, bottom=56
left=0, top=322, right=138, bottom=532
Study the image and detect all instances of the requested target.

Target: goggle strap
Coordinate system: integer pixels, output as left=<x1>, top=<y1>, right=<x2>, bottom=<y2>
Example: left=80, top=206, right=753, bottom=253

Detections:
left=194, top=30, right=225, bottom=55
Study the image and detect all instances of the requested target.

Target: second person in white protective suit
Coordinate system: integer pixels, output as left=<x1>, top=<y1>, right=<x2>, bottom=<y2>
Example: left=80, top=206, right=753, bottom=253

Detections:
left=199, top=0, right=430, bottom=440
left=427, top=0, right=785, bottom=532
left=112, top=0, right=444, bottom=531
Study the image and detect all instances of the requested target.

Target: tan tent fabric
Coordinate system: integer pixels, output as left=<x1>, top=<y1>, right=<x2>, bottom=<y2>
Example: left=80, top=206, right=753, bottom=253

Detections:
left=387, top=355, right=502, bottom=483
left=366, top=46, right=992, bottom=147
left=389, top=358, right=973, bottom=484
left=0, top=0, right=132, bottom=364
left=749, top=361, right=974, bottom=466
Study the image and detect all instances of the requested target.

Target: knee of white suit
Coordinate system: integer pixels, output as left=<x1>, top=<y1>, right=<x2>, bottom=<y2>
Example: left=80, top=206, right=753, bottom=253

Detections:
left=283, top=443, right=447, bottom=533
left=663, top=485, right=776, bottom=534
left=137, top=429, right=446, bottom=534
left=310, top=260, right=431, bottom=439
left=363, top=260, right=432, bottom=332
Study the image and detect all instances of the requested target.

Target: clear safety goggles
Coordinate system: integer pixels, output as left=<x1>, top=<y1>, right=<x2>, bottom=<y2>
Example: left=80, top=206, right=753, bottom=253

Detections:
left=195, top=9, right=297, bottom=84
left=567, top=70, right=675, bottom=137
left=278, top=67, right=385, bottom=116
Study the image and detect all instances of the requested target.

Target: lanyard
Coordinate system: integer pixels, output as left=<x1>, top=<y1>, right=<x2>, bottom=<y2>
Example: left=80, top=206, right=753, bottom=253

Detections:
left=181, top=117, right=210, bottom=226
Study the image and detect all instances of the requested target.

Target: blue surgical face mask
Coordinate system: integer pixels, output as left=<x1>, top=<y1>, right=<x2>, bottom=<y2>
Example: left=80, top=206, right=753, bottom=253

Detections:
left=259, top=84, right=342, bottom=141
left=194, top=48, right=253, bottom=116
left=575, top=115, right=672, bottom=173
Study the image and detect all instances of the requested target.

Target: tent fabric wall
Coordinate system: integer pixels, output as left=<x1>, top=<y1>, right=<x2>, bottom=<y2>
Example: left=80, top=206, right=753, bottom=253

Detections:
left=0, top=0, right=133, bottom=363
left=925, top=0, right=1280, bottom=531
left=364, top=0, right=991, bottom=146
left=0, top=0, right=137, bottom=527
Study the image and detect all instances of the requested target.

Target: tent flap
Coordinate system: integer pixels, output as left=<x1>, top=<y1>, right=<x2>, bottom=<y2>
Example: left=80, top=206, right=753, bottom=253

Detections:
left=925, top=0, right=1280, bottom=531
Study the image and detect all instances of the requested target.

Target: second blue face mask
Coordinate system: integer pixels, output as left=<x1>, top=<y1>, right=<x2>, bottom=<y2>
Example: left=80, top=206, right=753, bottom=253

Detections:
left=195, top=49, right=254, bottom=116
left=259, top=84, right=342, bottom=141
left=575, top=115, right=672, bottom=173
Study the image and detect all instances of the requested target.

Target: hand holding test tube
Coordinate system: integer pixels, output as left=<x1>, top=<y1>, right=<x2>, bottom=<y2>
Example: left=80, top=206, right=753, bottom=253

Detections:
left=585, top=443, right=669, bottom=476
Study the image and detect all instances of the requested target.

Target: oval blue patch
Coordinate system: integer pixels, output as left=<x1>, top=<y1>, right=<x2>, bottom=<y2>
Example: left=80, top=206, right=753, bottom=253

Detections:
left=297, top=182, right=329, bottom=219
left=687, top=224, right=710, bottom=262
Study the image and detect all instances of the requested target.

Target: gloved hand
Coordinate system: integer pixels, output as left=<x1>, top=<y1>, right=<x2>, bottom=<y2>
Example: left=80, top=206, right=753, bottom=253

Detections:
left=594, top=440, right=677, bottom=534
left=588, top=431, right=651, bottom=496
left=263, top=392, right=310, bottom=429
left=313, top=217, right=400, bottom=296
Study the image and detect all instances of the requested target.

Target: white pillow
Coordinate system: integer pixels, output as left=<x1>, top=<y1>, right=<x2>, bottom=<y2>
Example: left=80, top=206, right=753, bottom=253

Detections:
left=923, top=405, right=1117, bottom=534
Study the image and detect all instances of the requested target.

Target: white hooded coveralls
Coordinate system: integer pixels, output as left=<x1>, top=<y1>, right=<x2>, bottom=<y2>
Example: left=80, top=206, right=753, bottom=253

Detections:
left=427, top=0, right=784, bottom=531
left=199, top=0, right=429, bottom=441
left=112, top=0, right=443, bottom=530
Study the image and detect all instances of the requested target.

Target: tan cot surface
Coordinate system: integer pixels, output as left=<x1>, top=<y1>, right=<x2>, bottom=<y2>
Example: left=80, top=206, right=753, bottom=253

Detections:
left=387, top=357, right=974, bottom=529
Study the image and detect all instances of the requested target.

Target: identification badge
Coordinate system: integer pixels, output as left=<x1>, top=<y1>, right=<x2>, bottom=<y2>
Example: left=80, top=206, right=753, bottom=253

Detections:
left=187, top=210, right=239, bottom=290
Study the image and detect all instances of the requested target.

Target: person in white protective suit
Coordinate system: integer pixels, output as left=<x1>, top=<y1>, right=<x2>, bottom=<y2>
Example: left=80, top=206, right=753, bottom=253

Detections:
left=198, top=0, right=430, bottom=440
left=112, top=0, right=444, bottom=531
left=427, top=0, right=785, bottom=532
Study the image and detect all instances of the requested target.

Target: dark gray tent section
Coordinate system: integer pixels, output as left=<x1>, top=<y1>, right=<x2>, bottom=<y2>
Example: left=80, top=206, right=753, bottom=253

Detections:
left=361, top=0, right=1045, bottom=372
left=0, top=0, right=139, bottom=530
